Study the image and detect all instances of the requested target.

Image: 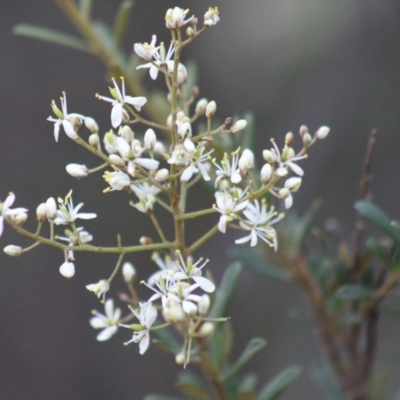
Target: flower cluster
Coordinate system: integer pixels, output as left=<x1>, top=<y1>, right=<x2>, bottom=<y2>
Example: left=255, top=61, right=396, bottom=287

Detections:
left=1, top=5, right=329, bottom=368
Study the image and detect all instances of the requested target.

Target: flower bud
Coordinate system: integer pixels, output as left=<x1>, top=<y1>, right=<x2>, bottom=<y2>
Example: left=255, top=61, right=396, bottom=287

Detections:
left=262, top=149, right=277, bottom=164
left=12, top=212, right=28, bottom=226
left=140, top=236, right=153, bottom=246
left=260, top=163, right=273, bottom=183
left=198, top=294, right=210, bottom=316
left=186, top=26, right=195, bottom=37
left=205, top=101, right=217, bottom=118
left=166, top=114, right=173, bottom=127
left=278, top=187, right=290, bottom=200
left=46, top=197, right=57, bottom=219
left=36, top=203, right=47, bottom=222
left=238, top=149, right=255, bottom=175
left=59, top=261, right=75, bottom=279
left=66, top=163, right=89, bottom=178
left=119, top=125, right=134, bottom=142
left=316, top=126, right=330, bottom=140
left=285, top=131, right=294, bottom=146
left=231, top=119, right=247, bottom=133
left=195, top=98, right=208, bottom=115
left=154, top=168, right=169, bottom=182
left=154, top=141, right=166, bottom=155
left=198, top=322, right=214, bottom=337
left=122, top=262, right=136, bottom=283
left=175, top=352, right=185, bottom=365
left=299, top=125, right=309, bottom=137
left=109, top=154, right=126, bottom=168
left=84, top=117, right=99, bottom=133
left=302, top=133, right=312, bottom=147
left=144, top=128, right=157, bottom=150
left=4, top=245, right=22, bottom=257
left=88, top=133, right=100, bottom=148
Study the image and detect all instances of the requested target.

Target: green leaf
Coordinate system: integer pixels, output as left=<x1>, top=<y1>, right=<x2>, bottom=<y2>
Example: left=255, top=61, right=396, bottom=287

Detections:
left=113, top=0, right=134, bottom=48
left=355, top=201, right=400, bottom=245
left=228, top=247, right=288, bottom=281
left=366, top=238, right=390, bottom=262
left=220, top=338, right=267, bottom=381
left=78, top=0, right=93, bottom=18
left=334, top=284, right=375, bottom=301
left=257, top=366, right=302, bottom=400
left=381, top=305, right=400, bottom=321
left=13, top=24, right=89, bottom=53
left=239, top=374, right=258, bottom=400
left=144, top=396, right=184, bottom=400
left=209, top=262, right=242, bottom=319
left=177, top=371, right=211, bottom=400
left=311, top=365, right=346, bottom=400
left=185, top=60, right=199, bottom=99
left=92, top=21, right=115, bottom=53
left=151, top=326, right=181, bottom=353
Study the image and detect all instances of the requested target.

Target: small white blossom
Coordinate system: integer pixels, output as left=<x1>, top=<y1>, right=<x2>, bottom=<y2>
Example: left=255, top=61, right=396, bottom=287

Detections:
left=144, top=128, right=157, bottom=150
left=57, top=227, right=93, bottom=246
left=133, top=35, right=159, bottom=61
left=122, top=262, right=136, bottom=283
left=235, top=200, right=281, bottom=249
left=204, top=7, right=220, bottom=26
left=238, top=149, right=255, bottom=176
left=0, top=193, right=28, bottom=238
left=215, top=189, right=249, bottom=233
left=122, top=302, right=157, bottom=355
left=45, top=197, right=57, bottom=219
left=97, top=78, right=147, bottom=128
left=282, top=177, right=302, bottom=209
left=4, top=245, right=22, bottom=257
left=90, top=299, right=121, bottom=341
left=165, top=7, right=194, bottom=29
left=180, top=142, right=212, bottom=182
left=86, top=279, right=110, bottom=303
left=36, top=203, right=47, bottom=222
left=231, top=119, right=247, bottom=133
left=54, top=192, right=96, bottom=225
left=47, top=92, right=83, bottom=142
left=213, top=151, right=242, bottom=187
left=130, top=183, right=160, bottom=213
left=206, top=101, right=217, bottom=118
left=316, top=125, right=330, bottom=140
left=103, top=170, right=131, bottom=191
left=269, top=139, right=306, bottom=177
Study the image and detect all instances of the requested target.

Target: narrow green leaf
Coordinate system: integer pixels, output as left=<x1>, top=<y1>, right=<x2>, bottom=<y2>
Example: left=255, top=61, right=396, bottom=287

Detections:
left=239, top=374, right=258, bottom=400
left=92, top=21, right=115, bottom=53
left=144, top=396, right=183, bottom=400
left=209, top=262, right=242, bottom=319
left=177, top=371, right=210, bottom=400
left=257, top=366, right=302, bottom=400
left=355, top=201, right=400, bottom=244
left=390, top=387, right=400, bottom=400
left=366, top=238, right=390, bottom=262
left=220, top=338, right=267, bottom=381
left=293, top=200, right=321, bottom=251
left=311, top=365, right=346, bottom=400
left=113, top=0, right=134, bottom=48
left=334, top=284, right=375, bottom=301
left=13, top=24, right=89, bottom=53
left=228, top=247, right=288, bottom=281
left=185, top=60, right=199, bottom=99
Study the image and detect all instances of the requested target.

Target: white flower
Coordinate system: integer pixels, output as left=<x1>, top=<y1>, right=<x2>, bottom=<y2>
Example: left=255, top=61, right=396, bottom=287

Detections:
left=215, top=189, right=249, bottom=233
left=213, top=151, right=242, bottom=187
left=3, top=245, right=22, bottom=257
left=54, top=193, right=96, bottom=225
left=123, top=302, right=157, bottom=354
left=47, top=92, right=83, bottom=142
left=45, top=197, right=57, bottom=219
left=133, top=35, right=159, bottom=61
left=204, top=7, right=220, bottom=26
left=97, top=77, right=147, bottom=128
left=59, top=261, right=75, bottom=279
left=282, top=177, right=302, bottom=209
left=165, top=7, right=194, bottom=29
left=269, top=139, right=306, bottom=177
left=0, top=193, right=28, bottom=237
left=235, top=200, right=281, bottom=249
left=86, top=279, right=110, bottom=303
left=180, top=142, right=212, bottom=182
left=316, top=126, right=330, bottom=140
left=238, top=149, right=255, bottom=176
left=174, top=252, right=215, bottom=293
left=130, top=183, right=161, bottom=213
left=90, top=299, right=121, bottom=341
left=144, top=128, right=157, bottom=150
left=176, top=119, right=192, bottom=139
left=103, top=170, right=131, bottom=191
left=147, top=252, right=180, bottom=286
left=136, top=41, right=187, bottom=83
left=57, top=227, right=93, bottom=245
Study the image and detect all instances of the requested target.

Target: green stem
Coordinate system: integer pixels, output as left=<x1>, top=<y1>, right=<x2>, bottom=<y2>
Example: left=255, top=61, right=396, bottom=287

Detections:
left=149, top=211, right=168, bottom=243
left=186, top=225, right=219, bottom=256
left=178, top=208, right=216, bottom=221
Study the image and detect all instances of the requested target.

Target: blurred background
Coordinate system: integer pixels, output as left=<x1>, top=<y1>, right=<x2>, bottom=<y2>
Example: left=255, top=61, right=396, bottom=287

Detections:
left=1, top=0, right=400, bottom=399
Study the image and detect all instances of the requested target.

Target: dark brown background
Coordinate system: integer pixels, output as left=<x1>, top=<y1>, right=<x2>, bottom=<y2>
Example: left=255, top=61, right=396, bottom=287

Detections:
left=1, top=1, right=400, bottom=399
